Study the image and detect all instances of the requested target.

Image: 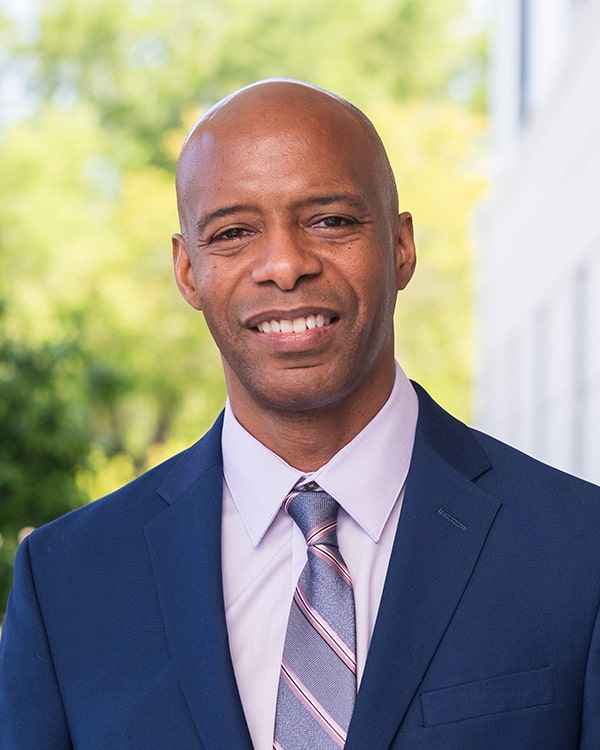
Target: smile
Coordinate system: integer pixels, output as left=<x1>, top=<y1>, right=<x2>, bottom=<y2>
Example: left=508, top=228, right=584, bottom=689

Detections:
left=256, top=314, right=332, bottom=333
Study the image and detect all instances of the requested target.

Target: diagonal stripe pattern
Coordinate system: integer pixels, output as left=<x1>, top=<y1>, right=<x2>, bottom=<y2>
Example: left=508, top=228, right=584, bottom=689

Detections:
left=273, top=482, right=357, bottom=749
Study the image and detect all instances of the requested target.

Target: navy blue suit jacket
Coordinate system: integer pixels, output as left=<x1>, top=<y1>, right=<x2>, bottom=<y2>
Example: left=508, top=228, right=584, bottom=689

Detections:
left=2, top=385, right=600, bottom=749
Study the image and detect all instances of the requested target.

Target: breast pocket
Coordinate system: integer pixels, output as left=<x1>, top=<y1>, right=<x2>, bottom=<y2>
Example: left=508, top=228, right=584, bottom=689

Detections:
left=420, top=667, right=556, bottom=727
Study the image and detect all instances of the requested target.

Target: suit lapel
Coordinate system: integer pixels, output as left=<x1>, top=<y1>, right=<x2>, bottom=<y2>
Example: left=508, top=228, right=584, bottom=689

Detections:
left=144, top=416, right=254, bottom=749
left=346, top=387, right=502, bottom=749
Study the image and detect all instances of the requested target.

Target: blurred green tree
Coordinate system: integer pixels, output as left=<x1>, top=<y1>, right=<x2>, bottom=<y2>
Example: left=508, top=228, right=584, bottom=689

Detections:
left=11, top=0, right=471, bottom=167
left=0, top=303, right=92, bottom=609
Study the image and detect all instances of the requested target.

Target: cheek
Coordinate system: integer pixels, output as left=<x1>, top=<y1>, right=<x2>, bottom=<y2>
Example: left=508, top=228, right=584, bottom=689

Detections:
left=193, top=262, right=233, bottom=312
left=197, top=278, right=244, bottom=350
left=352, top=255, right=396, bottom=309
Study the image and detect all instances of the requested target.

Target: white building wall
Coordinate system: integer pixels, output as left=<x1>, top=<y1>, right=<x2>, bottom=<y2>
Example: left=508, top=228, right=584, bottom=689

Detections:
left=475, top=0, right=600, bottom=483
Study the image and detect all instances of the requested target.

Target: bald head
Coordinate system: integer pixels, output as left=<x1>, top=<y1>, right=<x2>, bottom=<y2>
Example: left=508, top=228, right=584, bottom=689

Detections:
left=181, top=79, right=384, bottom=150
left=175, top=79, right=399, bottom=239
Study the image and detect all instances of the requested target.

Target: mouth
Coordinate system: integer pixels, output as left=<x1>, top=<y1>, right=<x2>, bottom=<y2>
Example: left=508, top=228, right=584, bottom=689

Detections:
left=255, top=313, right=332, bottom=334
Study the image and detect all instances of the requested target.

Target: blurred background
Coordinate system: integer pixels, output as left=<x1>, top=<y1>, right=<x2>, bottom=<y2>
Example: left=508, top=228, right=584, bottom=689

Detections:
left=0, top=0, right=597, bottom=619
left=474, top=0, right=600, bottom=489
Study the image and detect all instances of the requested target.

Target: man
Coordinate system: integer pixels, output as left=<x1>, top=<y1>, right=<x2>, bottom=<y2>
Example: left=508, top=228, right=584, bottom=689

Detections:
left=1, top=79, right=599, bottom=749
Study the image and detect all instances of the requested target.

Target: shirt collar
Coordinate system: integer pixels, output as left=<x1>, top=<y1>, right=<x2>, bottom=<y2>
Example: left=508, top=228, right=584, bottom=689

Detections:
left=222, top=362, right=419, bottom=546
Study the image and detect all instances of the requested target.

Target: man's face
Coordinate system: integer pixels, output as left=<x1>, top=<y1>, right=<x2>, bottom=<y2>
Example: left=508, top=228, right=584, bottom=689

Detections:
left=173, top=88, right=415, bottom=430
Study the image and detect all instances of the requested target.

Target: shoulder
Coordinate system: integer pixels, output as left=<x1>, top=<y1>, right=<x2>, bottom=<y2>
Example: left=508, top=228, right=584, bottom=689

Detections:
left=472, top=426, right=600, bottom=506
left=27, top=412, right=225, bottom=555
left=464, top=426, right=600, bottom=565
left=31, top=449, right=177, bottom=540
left=412, top=381, right=600, bottom=521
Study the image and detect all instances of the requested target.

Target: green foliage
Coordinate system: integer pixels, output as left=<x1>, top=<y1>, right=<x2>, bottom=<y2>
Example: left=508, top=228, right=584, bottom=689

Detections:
left=11, top=0, right=474, bottom=167
left=376, top=100, right=486, bottom=418
left=0, top=0, right=488, bottom=616
left=0, top=304, right=92, bottom=610
left=0, top=329, right=88, bottom=526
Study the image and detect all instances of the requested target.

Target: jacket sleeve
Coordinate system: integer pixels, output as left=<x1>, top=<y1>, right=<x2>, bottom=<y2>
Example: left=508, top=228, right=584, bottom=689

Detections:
left=0, top=537, right=73, bottom=749
left=579, top=596, right=600, bottom=749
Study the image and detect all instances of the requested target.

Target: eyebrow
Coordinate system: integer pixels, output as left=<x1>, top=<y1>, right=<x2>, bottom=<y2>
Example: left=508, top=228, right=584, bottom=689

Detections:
left=194, top=193, right=368, bottom=235
left=195, top=205, right=254, bottom=235
left=293, top=193, right=368, bottom=211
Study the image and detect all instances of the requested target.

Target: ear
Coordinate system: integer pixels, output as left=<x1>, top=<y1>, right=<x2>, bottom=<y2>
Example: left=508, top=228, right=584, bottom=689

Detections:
left=172, top=233, right=203, bottom=311
left=394, top=211, right=417, bottom=291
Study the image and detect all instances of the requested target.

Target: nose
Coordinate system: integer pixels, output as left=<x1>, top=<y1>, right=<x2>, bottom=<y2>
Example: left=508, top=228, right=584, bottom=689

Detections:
left=251, top=225, right=322, bottom=290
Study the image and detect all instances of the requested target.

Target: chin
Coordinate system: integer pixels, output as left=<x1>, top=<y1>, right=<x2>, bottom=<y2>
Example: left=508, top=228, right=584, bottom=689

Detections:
left=255, top=383, right=354, bottom=415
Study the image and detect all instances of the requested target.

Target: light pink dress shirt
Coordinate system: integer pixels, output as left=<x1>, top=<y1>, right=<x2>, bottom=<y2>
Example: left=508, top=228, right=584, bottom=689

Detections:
left=221, top=362, right=419, bottom=750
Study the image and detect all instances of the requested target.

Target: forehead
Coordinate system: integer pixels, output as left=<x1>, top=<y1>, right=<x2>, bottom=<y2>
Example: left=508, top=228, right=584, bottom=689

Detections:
left=178, top=94, right=381, bottom=217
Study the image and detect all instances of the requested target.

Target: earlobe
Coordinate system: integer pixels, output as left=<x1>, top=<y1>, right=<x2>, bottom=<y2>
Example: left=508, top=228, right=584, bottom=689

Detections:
left=172, top=233, right=203, bottom=311
left=395, top=211, right=417, bottom=291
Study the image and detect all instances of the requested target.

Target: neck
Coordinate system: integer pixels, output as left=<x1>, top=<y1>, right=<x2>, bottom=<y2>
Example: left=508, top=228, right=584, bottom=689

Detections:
left=228, top=368, right=395, bottom=472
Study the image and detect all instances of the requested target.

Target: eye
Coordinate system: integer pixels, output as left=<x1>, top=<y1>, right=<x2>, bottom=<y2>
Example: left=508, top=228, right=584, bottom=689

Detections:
left=313, top=215, right=356, bottom=229
left=211, top=226, right=254, bottom=242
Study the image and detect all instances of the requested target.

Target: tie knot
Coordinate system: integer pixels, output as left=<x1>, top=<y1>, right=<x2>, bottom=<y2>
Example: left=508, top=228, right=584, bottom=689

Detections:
left=284, top=483, right=339, bottom=545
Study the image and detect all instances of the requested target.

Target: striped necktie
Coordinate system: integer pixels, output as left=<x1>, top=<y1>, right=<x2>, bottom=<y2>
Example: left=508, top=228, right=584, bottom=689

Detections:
left=273, top=482, right=357, bottom=749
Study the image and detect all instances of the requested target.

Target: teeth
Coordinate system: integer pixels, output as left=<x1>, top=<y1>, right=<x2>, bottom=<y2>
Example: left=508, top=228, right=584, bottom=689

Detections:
left=257, top=315, right=331, bottom=333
